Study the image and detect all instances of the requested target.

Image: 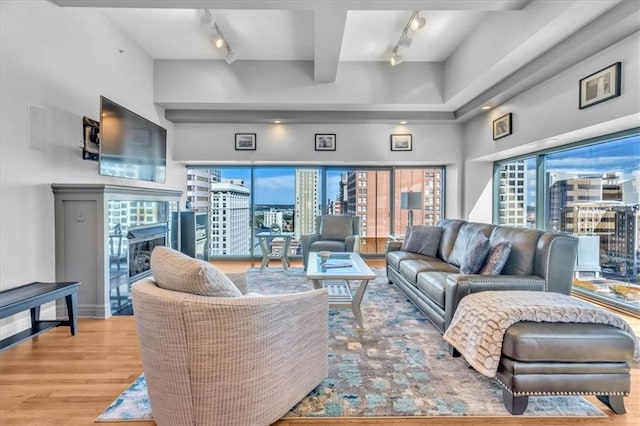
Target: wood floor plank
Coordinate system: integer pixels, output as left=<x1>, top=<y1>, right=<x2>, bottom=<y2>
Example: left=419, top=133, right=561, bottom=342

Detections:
left=1, top=259, right=638, bottom=425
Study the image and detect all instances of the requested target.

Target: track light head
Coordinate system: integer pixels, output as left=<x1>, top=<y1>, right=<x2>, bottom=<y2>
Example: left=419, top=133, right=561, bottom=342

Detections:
left=390, top=50, right=402, bottom=66
left=224, top=49, right=236, bottom=64
left=214, top=34, right=225, bottom=49
left=398, top=33, right=412, bottom=48
left=410, top=13, right=426, bottom=31
left=199, top=9, right=214, bottom=27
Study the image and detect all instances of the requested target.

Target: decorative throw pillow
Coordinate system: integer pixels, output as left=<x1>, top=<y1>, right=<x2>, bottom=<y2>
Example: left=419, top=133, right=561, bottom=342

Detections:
left=320, top=216, right=353, bottom=240
left=460, top=233, right=491, bottom=274
left=448, top=225, right=477, bottom=267
left=480, top=240, right=512, bottom=275
left=401, top=226, right=442, bottom=257
left=150, top=246, right=242, bottom=297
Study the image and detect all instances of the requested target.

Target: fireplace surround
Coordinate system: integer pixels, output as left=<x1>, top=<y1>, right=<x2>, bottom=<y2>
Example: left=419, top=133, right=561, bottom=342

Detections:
left=52, top=184, right=182, bottom=318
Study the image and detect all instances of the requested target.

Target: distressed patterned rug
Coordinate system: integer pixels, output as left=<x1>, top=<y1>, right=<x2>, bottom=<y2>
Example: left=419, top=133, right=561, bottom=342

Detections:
left=97, top=267, right=605, bottom=421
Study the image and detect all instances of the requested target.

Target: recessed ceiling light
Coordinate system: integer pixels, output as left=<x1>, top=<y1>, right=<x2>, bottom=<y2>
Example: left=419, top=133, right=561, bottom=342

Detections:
left=399, top=121, right=408, bottom=124
left=273, top=120, right=282, bottom=124
left=481, top=105, right=492, bottom=110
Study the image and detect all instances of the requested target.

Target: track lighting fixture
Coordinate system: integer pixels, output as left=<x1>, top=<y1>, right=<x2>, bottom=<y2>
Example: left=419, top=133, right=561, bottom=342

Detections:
left=200, top=9, right=235, bottom=65
left=224, top=49, right=236, bottom=64
left=390, top=49, right=402, bottom=66
left=199, top=9, right=214, bottom=27
left=410, top=12, right=426, bottom=31
left=211, top=25, right=226, bottom=49
left=390, top=10, right=426, bottom=66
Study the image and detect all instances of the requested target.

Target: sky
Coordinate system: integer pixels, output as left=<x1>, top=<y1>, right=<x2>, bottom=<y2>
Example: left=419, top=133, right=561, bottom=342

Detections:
left=546, top=135, right=639, bottom=178
left=217, top=168, right=347, bottom=205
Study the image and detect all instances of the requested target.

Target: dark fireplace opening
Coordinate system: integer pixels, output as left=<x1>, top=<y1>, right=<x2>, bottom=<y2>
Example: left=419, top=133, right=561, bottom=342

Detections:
left=128, top=224, right=168, bottom=283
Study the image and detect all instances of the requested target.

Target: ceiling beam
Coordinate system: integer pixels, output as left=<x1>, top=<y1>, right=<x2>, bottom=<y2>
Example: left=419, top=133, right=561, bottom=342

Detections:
left=165, top=109, right=454, bottom=123
left=49, top=0, right=530, bottom=11
left=314, top=8, right=347, bottom=82
left=455, top=0, right=640, bottom=122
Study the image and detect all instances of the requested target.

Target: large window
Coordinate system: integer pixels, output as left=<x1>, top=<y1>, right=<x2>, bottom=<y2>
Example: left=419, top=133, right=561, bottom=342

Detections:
left=325, top=169, right=391, bottom=254
left=495, top=131, right=639, bottom=315
left=187, top=165, right=445, bottom=258
left=393, top=168, right=444, bottom=234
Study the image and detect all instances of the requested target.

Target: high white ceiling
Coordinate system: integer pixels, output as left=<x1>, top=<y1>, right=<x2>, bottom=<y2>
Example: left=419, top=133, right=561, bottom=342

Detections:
left=99, top=9, right=486, bottom=62
left=50, top=1, right=638, bottom=123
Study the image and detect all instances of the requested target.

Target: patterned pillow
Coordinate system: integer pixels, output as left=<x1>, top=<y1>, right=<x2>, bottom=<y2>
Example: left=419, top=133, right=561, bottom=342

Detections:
left=480, top=240, right=512, bottom=275
left=401, top=226, right=442, bottom=257
left=150, top=246, right=242, bottom=297
left=460, top=233, right=491, bottom=274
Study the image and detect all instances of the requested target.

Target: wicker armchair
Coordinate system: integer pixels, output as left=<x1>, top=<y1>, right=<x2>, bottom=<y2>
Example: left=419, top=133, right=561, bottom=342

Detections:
left=131, top=275, right=328, bottom=426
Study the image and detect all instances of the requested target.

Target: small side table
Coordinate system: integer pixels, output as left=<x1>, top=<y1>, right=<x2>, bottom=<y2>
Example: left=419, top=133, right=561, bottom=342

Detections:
left=255, top=232, right=294, bottom=270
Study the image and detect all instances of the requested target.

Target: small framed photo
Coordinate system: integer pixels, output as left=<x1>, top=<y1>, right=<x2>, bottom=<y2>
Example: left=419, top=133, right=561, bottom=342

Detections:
left=579, top=62, right=621, bottom=109
left=390, top=134, right=412, bottom=151
left=315, top=134, right=336, bottom=151
left=235, top=133, right=256, bottom=151
left=492, top=113, right=512, bottom=140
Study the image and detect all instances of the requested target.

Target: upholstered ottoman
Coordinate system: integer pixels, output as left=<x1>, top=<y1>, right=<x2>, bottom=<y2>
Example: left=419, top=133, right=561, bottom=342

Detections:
left=496, top=321, right=635, bottom=415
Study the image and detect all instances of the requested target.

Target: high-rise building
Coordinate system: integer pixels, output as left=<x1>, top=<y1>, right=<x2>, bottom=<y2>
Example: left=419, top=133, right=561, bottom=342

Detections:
left=186, top=168, right=212, bottom=211
left=422, top=169, right=443, bottom=227
left=551, top=172, right=639, bottom=278
left=210, top=181, right=251, bottom=255
left=263, top=209, right=283, bottom=229
left=498, top=161, right=527, bottom=227
left=294, top=169, right=320, bottom=239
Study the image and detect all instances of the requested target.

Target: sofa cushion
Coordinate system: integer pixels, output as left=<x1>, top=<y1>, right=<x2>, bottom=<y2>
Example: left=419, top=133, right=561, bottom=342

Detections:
left=416, top=271, right=450, bottom=309
left=460, top=233, right=491, bottom=274
left=386, top=250, right=424, bottom=269
left=480, top=240, right=512, bottom=275
left=319, top=216, right=353, bottom=240
left=150, top=246, right=242, bottom=297
left=399, top=260, right=436, bottom=284
left=309, top=240, right=346, bottom=252
left=502, top=322, right=635, bottom=362
left=490, top=227, right=542, bottom=276
left=448, top=223, right=495, bottom=267
left=436, top=219, right=465, bottom=262
left=401, top=226, right=442, bottom=257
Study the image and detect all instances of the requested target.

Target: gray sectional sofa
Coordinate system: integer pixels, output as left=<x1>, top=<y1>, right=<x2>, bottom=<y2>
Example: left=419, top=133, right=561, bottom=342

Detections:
left=385, top=219, right=579, bottom=333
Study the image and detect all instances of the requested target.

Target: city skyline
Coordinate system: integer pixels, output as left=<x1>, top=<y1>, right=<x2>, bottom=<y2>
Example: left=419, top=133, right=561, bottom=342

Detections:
left=216, top=167, right=344, bottom=205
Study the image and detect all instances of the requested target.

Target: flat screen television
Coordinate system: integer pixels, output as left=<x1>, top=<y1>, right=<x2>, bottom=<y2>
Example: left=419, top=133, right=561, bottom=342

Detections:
left=99, top=96, right=167, bottom=183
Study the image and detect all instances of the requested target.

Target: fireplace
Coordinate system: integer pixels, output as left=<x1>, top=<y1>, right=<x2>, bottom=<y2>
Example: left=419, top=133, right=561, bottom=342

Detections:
left=128, top=224, right=168, bottom=282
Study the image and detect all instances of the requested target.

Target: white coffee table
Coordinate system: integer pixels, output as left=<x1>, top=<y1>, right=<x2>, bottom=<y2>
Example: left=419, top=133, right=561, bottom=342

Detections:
left=306, top=252, right=376, bottom=328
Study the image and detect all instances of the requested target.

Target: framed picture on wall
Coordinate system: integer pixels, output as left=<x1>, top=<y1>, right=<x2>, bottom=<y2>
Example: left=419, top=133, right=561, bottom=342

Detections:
left=235, top=133, right=257, bottom=151
left=315, top=134, right=336, bottom=151
left=492, top=113, right=512, bottom=140
left=579, top=62, right=621, bottom=109
left=390, top=134, right=412, bottom=151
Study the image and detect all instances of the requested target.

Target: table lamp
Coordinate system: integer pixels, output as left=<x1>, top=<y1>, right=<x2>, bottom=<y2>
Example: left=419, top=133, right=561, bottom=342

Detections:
left=400, top=191, right=423, bottom=227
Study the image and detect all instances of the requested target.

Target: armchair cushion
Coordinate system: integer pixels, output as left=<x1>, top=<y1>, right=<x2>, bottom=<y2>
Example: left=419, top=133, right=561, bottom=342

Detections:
left=401, top=225, right=442, bottom=257
left=319, top=216, right=354, bottom=240
left=151, top=246, right=242, bottom=297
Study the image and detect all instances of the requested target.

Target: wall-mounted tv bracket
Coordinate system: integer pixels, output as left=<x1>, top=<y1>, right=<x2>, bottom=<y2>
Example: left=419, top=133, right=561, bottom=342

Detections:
left=82, top=116, right=99, bottom=161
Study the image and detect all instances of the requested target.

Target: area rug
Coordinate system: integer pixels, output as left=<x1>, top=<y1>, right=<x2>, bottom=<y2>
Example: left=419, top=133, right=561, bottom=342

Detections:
left=97, top=267, right=606, bottom=421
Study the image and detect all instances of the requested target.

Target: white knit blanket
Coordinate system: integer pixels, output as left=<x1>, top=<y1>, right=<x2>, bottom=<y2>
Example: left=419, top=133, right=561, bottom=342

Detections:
left=443, top=290, right=639, bottom=378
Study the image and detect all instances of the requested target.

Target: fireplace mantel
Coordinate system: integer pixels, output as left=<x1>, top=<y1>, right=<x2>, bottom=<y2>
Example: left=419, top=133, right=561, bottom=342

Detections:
left=51, top=184, right=182, bottom=201
left=52, top=184, right=183, bottom=318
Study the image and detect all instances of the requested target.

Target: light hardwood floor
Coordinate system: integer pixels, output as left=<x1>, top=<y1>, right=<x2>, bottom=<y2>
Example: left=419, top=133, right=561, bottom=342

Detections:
left=1, top=259, right=638, bottom=426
